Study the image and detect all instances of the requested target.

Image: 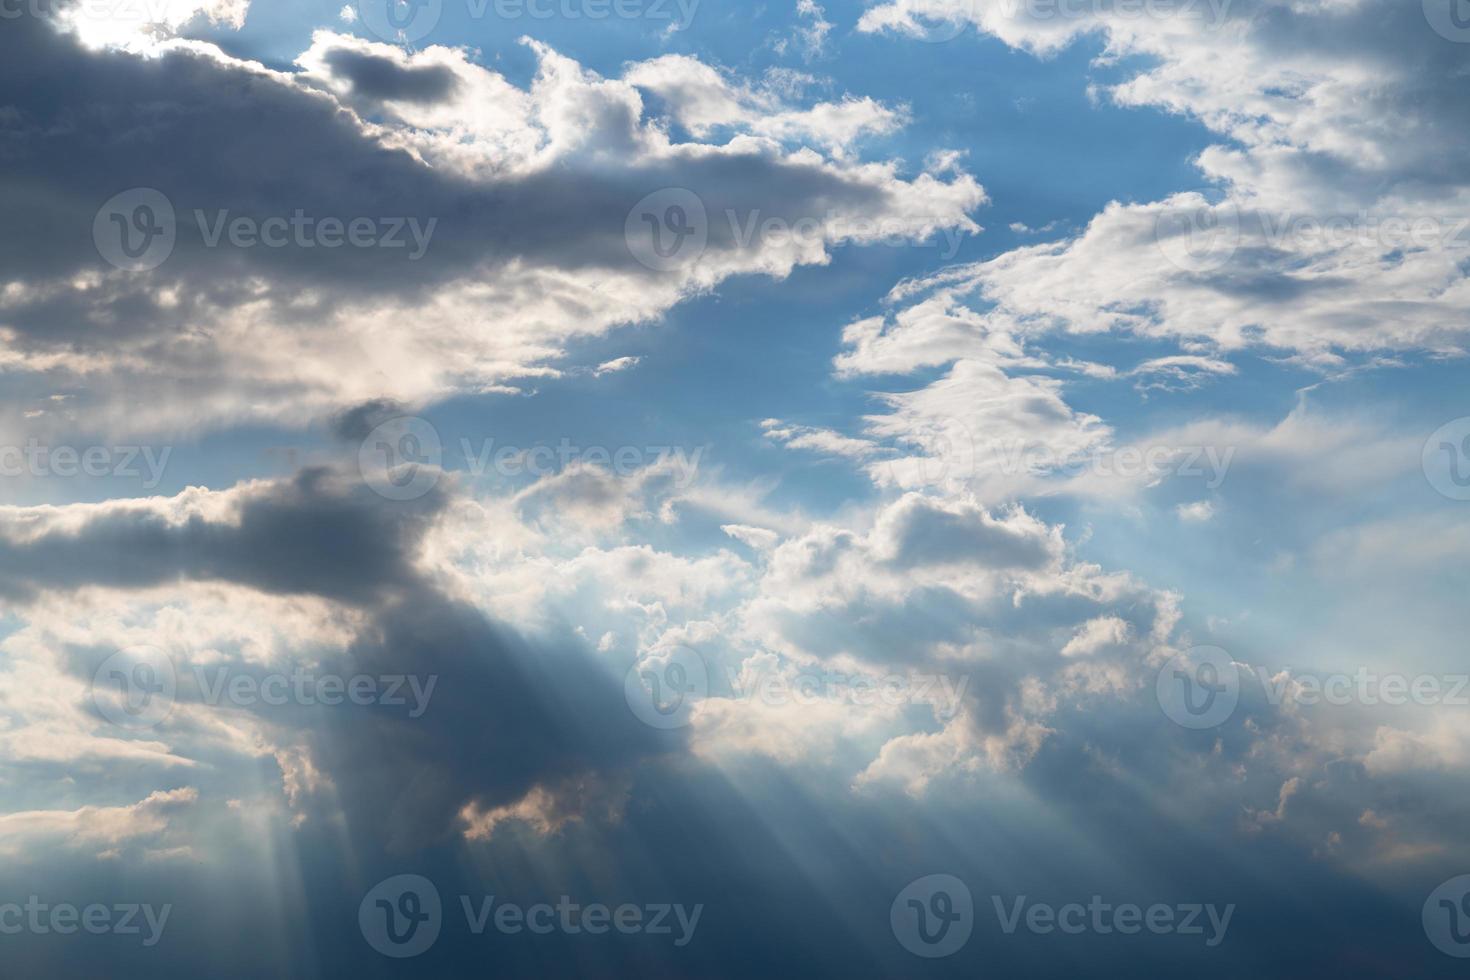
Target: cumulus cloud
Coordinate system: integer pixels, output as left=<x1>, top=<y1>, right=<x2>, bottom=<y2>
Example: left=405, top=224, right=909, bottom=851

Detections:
left=852, top=0, right=1470, bottom=361
left=0, top=15, right=982, bottom=436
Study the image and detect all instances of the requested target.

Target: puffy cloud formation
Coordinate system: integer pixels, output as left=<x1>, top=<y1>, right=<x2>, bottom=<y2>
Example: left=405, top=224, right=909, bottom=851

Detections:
left=0, top=12, right=982, bottom=437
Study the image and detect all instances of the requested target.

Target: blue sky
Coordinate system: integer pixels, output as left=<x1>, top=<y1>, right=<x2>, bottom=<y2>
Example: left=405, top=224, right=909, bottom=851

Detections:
left=3, top=0, right=1470, bottom=976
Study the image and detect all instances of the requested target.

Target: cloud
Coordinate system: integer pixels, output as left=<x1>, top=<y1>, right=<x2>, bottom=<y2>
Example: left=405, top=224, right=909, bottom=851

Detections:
left=852, top=0, right=1470, bottom=370
left=0, top=17, right=983, bottom=436
left=0, top=788, right=198, bottom=859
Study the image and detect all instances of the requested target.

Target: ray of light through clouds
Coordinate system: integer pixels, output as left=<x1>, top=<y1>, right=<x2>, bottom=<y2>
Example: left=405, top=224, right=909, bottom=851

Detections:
left=1, top=0, right=1469, bottom=975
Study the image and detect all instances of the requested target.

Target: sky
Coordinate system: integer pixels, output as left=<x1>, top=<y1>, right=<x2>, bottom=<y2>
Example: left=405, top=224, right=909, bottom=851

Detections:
left=2, top=0, right=1470, bottom=976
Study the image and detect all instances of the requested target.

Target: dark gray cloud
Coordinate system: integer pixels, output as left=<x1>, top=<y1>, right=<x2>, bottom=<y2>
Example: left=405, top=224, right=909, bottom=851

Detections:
left=320, top=47, right=459, bottom=103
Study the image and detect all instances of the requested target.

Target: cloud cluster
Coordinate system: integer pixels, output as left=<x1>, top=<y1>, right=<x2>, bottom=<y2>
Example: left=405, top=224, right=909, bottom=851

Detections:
left=0, top=13, right=982, bottom=438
